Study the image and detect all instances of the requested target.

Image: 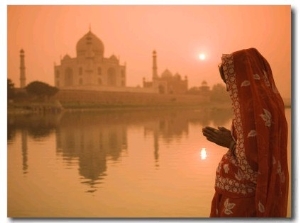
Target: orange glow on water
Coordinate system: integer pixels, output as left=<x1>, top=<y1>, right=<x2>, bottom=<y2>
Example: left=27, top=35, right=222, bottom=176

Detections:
left=200, top=148, right=207, bottom=160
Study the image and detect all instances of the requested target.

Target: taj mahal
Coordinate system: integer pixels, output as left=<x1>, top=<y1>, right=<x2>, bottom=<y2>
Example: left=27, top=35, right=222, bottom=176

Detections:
left=20, top=29, right=188, bottom=94
left=54, top=29, right=133, bottom=92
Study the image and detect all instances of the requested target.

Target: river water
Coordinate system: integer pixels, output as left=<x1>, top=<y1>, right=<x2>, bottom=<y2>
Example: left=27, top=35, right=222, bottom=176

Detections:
left=7, top=107, right=292, bottom=218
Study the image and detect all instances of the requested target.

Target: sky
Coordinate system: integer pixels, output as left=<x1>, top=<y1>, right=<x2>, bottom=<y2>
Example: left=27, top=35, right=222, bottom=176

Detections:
left=7, top=5, right=291, bottom=99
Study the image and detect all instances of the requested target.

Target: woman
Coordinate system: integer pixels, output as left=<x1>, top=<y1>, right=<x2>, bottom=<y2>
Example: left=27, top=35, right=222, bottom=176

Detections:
left=202, top=48, right=289, bottom=217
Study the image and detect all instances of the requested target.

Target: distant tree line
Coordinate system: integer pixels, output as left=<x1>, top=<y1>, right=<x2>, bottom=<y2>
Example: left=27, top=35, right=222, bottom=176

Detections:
left=7, top=79, right=15, bottom=100
left=187, top=81, right=230, bottom=103
left=26, top=81, right=58, bottom=99
left=7, top=79, right=59, bottom=102
left=8, top=78, right=229, bottom=103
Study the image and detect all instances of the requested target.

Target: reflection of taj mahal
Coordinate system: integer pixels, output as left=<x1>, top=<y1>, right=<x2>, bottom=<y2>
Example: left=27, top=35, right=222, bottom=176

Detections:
left=53, top=29, right=188, bottom=94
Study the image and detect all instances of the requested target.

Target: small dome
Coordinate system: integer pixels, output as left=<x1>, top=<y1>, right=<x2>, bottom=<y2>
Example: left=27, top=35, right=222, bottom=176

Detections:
left=76, top=31, right=104, bottom=57
left=201, top=80, right=208, bottom=86
left=62, top=54, right=71, bottom=60
left=161, top=69, right=173, bottom=78
left=174, top=72, right=181, bottom=80
left=109, top=55, right=118, bottom=63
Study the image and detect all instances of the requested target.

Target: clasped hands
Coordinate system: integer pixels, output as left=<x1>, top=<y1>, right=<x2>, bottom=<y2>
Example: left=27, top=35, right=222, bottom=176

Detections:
left=202, top=126, right=234, bottom=149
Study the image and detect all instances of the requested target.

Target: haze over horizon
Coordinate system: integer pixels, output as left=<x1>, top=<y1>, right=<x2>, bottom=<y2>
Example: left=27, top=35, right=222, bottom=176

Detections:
left=7, top=5, right=291, bottom=100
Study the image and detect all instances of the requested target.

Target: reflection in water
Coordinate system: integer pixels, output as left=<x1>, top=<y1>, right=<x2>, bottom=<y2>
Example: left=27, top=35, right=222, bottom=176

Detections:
left=200, top=148, right=207, bottom=160
left=8, top=108, right=232, bottom=192
left=56, top=108, right=232, bottom=192
left=8, top=107, right=235, bottom=216
left=56, top=112, right=128, bottom=193
left=8, top=113, right=62, bottom=141
left=8, top=113, right=62, bottom=174
left=142, top=108, right=232, bottom=168
left=21, top=130, right=28, bottom=174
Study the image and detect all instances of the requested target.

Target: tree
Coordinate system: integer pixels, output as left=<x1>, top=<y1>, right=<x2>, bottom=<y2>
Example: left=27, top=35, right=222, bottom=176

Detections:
left=25, top=81, right=59, bottom=100
left=210, top=83, right=230, bottom=102
left=7, top=78, right=15, bottom=99
left=187, top=86, right=201, bottom=95
left=188, top=80, right=211, bottom=95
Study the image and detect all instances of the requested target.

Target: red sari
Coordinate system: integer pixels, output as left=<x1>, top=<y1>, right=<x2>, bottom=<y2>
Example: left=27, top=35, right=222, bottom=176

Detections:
left=210, top=48, right=289, bottom=217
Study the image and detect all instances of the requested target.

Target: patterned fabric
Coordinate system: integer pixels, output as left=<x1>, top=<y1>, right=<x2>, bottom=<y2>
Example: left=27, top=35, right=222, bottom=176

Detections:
left=210, top=48, right=289, bottom=217
left=210, top=193, right=256, bottom=217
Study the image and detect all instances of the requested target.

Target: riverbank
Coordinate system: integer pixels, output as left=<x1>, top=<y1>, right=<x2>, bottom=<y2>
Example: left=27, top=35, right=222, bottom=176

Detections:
left=8, top=99, right=292, bottom=115
left=7, top=100, right=63, bottom=115
left=8, top=100, right=232, bottom=115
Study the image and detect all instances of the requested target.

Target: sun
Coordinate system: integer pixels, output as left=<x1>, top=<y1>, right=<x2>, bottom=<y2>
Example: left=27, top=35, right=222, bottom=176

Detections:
left=199, top=53, right=206, bottom=61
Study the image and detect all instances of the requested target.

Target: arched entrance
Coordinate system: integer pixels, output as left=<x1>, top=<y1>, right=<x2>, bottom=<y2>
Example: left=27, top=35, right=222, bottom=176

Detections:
left=158, top=85, right=165, bottom=94
left=64, top=68, right=73, bottom=86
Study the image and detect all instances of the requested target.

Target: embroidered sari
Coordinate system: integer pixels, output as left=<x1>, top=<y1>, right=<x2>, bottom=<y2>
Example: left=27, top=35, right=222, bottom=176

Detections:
left=210, top=48, right=289, bottom=217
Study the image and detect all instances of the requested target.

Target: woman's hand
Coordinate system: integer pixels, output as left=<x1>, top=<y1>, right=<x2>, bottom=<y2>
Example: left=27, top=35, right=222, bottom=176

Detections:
left=202, top=126, right=234, bottom=148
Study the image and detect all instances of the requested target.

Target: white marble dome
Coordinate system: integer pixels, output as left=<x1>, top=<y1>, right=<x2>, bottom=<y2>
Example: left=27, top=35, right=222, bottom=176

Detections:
left=76, top=31, right=104, bottom=57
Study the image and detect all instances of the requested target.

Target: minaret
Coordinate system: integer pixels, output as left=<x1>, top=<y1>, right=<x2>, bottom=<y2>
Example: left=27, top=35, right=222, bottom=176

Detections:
left=152, top=50, right=158, bottom=79
left=20, top=49, right=26, bottom=88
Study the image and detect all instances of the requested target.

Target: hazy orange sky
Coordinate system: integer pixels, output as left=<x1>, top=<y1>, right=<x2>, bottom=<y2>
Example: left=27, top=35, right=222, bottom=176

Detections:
left=7, top=5, right=291, bottom=99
